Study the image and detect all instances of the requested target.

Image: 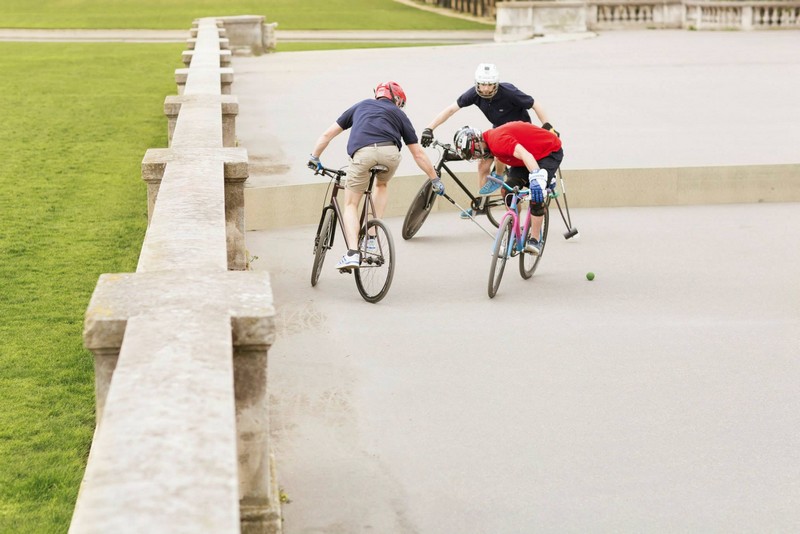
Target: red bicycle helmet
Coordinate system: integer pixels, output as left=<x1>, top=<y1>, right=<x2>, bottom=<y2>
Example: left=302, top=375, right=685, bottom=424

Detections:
left=374, top=81, right=406, bottom=108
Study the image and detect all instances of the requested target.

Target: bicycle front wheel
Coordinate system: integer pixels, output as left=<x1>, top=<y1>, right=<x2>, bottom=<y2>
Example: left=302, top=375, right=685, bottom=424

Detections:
left=355, top=219, right=395, bottom=303
left=520, top=204, right=550, bottom=279
left=311, top=207, right=336, bottom=287
left=488, top=215, right=514, bottom=298
left=401, top=179, right=436, bottom=240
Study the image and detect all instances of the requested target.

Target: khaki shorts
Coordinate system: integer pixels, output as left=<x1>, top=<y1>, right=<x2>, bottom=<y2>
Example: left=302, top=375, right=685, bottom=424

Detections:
left=346, top=145, right=401, bottom=193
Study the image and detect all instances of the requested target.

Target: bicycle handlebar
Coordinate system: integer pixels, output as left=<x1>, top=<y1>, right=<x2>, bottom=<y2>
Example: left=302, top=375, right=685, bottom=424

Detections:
left=309, top=163, right=346, bottom=180
left=486, top=171, right=529, bottom=198
left=486, top=169, right=556, bottom=199
left=430, top=139, right=464, bottom=162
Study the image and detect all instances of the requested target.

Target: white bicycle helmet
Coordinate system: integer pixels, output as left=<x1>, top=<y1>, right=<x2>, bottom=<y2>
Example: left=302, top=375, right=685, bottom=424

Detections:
left=474, top=63, right=499, bottom=99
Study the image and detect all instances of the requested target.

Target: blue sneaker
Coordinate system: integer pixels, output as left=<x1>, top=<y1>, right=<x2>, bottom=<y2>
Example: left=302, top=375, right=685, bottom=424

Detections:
left=525, top=238, right=542, bottom=256
left=479, top=180, right=501, bottom=195
left=459, top=208, right=474, bottom=219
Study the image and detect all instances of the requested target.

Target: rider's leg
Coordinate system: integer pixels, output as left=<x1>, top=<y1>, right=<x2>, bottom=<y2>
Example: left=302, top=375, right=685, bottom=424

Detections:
left=342, top=189, right=362, bottom=252
left=477, top=157, right=492, bottom=190
left=530, top=213, right=544, bottom=240
left=371, top=181, right=389, bottom=220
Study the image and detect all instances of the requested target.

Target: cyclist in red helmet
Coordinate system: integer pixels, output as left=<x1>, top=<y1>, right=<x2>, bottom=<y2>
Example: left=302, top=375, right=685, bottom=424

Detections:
left=309, top=81, right=442, bottom=270
left=420, top=63, right=558, bottom=219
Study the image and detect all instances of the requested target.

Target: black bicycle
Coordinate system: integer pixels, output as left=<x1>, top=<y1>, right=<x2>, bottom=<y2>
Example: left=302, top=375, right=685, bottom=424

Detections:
left=310, top=164, right=395, bottom=303
left=401, top=139, right=507, bottom=239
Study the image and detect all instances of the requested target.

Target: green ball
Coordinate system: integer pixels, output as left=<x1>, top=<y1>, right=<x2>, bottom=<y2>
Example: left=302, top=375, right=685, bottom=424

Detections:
left=586, top=272, right=595, bottom=281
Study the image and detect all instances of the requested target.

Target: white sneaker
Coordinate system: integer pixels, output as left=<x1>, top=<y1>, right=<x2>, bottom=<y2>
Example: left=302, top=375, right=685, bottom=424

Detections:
left=335, top=251, right=360, bottom=270
left=361, top=236, right=378, bottom=254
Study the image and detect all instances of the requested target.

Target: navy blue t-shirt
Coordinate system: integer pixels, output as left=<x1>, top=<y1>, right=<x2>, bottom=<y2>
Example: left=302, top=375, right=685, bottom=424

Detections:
left=456, top=82, right=534, bottom=128
left=336, top=98, right=419, bottom=158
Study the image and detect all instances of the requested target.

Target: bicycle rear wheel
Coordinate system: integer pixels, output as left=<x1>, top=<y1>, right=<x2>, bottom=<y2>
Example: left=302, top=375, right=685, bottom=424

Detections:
left=311, top=207, right=336, bottom=287
left=488, top=215, right=514, bottom=298
left=402, top=179, right=436, bottom=239
left=355, top=219, right=395, bottom=303
left=520, top=204, right=550, bottom=279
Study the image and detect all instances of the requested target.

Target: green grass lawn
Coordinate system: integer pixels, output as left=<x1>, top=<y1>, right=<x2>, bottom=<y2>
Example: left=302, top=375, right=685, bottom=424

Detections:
left=0, top=2, right=486, bottom=530
left=0, top=41, right=184, bottom=532
left=0, top=0, right=491, bottom=30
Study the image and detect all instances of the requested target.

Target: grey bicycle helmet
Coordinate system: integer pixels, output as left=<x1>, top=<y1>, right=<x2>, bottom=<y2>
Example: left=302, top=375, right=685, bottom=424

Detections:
left=453, top=126, right=488, bottom=160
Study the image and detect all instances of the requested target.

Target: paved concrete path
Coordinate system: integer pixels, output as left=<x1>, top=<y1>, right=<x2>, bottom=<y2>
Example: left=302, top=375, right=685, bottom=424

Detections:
left=0, top=28, right=493, bottom=44
left=251, top=203, right=800, bottom=533
left=236, top=30, right=800, bottom=533
left=233, top=30, right=800, bottom=189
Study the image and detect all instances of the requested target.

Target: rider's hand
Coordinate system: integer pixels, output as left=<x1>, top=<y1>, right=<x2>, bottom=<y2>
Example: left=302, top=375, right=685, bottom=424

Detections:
left=420, top=128, right=434, bottom=148
left=542, top=122, right=561, bottom=138
left=528, top=169, right=548, bottom=203
left=308, top=154, right=322, bottom=172
left=431, top=177, right=445, bottom=196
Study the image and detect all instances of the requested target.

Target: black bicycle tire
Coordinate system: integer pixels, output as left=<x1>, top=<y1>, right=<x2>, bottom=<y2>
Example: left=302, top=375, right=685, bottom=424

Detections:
left=488, top=215, right=513, bottom=298
left=484, top=196, right=507, bottom=228
left=520, top=204, right=550, bottom=279
left=311, top=207, right=335, bottom=287
left=354, top=219, right=395, bottom=303
left=401, top=180, right=436, bottom=240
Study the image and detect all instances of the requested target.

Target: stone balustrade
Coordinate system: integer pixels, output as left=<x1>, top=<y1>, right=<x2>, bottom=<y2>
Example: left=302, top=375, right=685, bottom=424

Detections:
left=70, top=17, right=280, bottom=534
left=495, top=0, right=800, bottom=38
left=684, top=1, right=800, bottom=29
left=589, top=0, right=684, bottom=29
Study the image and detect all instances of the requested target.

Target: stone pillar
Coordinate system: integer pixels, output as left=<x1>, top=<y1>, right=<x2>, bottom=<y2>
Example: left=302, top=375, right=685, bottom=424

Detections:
left=742, top=6, right=753, bottom=29
left=87, top=346, right=120, bottom=427
left=234, top=343, right=282, bottom=533
left=81, top=272, right=280, bottom=532
left=175, top=68, right=234, bottom=96
left=141, top=147, right=249, bottom=271
left=164, top=95, right=239, bottom=148
left=218, top=15, right=269, bottom=55
left=182, top=49, right=232, bottom=67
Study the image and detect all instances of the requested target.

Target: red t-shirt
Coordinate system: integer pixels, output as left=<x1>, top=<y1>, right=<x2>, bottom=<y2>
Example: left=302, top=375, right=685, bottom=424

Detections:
left=482, top=121, right=562, bottom=167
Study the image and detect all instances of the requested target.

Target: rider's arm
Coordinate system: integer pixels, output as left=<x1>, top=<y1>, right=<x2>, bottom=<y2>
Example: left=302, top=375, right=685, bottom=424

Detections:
left=531, top=102, right=550, bottom=127
left=425, top=102, right=460, bottom=131
left=407, top=143, right=439, bottom=181
left=512, top=143, right=540, bottom=173
left=310, top=122, right=344, bottom=158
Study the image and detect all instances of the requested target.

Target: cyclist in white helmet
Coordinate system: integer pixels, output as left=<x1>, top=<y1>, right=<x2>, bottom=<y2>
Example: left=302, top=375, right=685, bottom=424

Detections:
left=420, top=63, right=558, bottom=219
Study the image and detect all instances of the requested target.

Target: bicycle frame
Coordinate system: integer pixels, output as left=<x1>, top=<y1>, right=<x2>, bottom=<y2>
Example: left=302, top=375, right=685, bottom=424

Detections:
left=493, top=185, right=532, bottom=258
left=314, top=167, right=378, bottom=253
left=430, top=139, right=490, bottom=214
left=401, top=140, right=507, bottom=240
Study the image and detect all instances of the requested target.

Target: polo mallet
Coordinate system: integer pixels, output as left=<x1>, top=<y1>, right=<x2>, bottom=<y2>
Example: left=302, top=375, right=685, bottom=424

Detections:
left=439, top=192, right=496, bottom=239
left=553, top=168, right=579, bottom=239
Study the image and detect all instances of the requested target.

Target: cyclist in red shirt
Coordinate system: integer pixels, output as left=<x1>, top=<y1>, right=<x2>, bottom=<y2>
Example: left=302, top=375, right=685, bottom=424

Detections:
left=453, top=122, right=563, bottom=255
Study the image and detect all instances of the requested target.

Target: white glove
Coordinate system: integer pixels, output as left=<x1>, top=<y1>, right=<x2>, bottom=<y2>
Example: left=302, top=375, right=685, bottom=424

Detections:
left=528, top=169, right=548, bottom=203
